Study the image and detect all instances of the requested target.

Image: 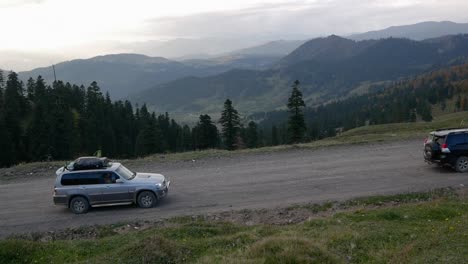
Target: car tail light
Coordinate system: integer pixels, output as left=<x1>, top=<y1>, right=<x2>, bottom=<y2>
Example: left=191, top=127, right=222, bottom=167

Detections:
left=424, top=138, right=428, bottom=144
left=441, top=143, right=450, bottom=153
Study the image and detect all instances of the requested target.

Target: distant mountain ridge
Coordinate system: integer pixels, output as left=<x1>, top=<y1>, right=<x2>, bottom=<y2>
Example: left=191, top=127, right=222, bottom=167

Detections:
left=228, top=40, right=307, bottom=56
left=18, top=51, right=295, bottom=99
left=349, top=21, right=468, bottom=41
left=18, top=53, right=269, bottom=99
left=15, top=21, right=468, bottom=107
left=179, top=40, right=307, bottom=72
left=277, top=35, right=375, bottom=67
left=131, top=34, right=468, bottom=115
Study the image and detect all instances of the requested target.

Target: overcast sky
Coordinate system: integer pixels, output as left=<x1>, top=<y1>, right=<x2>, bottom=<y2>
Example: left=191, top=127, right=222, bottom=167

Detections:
left=1, top=0, right=467, bottom=70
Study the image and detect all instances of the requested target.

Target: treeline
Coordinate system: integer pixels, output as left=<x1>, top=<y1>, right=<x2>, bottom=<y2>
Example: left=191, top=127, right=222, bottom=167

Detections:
left=1, top=63, right=467, bottom=167
left=255, top=64, right=468, bottom=143
left=0, top=70, right=271, bottom=168
left=0, top=72, right=164, bottom=166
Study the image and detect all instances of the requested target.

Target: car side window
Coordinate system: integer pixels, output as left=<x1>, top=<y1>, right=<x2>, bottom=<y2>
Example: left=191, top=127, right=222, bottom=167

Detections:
left=61, top=173, right=81, bottom=186
left=101, top=172, right=120, bottom=184
left=61, top=173, right=100, bottom=185
left=447, top=134, right=465, bottom=146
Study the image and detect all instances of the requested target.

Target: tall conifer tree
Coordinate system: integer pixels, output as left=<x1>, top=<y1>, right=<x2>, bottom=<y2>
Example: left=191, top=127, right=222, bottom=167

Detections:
left=287, top=80, right=306, bottom=143
left=219, top=99, right=240, bottom=150
left=193, top=114, right=218, bottom=149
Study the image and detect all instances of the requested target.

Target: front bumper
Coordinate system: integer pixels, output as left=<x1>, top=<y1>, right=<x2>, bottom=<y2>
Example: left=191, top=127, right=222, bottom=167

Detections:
left=156, top=181, right=170, bottom=198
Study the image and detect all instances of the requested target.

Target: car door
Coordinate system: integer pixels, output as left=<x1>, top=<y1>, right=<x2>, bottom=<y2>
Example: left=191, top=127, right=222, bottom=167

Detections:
left=76, top=172, right=103, bottom=205
left=99, top=172, right=132, bottom=203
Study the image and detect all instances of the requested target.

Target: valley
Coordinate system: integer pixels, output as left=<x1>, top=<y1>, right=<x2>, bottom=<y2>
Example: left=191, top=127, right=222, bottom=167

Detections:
left=2, top=2, right=468, bottom=263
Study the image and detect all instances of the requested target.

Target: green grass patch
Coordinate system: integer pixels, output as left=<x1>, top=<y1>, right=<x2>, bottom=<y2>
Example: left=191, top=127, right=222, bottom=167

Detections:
left=1, top=190, right=467, bottom=264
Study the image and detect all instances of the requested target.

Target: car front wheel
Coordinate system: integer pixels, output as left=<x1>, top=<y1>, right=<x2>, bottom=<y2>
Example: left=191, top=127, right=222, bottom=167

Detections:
left=455, top=156, right=468, bottom=173
left=137, top=191, right=157, bottom=208
left=70, top=196, right=89, bottom=214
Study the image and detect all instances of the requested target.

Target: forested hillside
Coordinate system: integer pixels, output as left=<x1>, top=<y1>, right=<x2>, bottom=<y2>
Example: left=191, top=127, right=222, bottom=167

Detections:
left=132, top=35, right=468, bottom=115
left=255, top=64, right=468, bottom=143
left=18, top=54, right=236, bottom=99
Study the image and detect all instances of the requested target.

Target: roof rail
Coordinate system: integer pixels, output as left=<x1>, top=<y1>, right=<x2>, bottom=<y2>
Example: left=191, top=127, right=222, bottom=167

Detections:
left=435, top=127, right=464, bottom=131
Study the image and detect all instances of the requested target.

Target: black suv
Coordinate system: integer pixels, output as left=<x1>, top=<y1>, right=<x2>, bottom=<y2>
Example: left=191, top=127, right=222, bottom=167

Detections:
left=424, top=128, right=468, bottom=172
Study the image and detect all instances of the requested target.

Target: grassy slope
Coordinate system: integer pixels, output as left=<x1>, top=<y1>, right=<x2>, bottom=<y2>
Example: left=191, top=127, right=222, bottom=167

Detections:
left=1, top=189, right=466, bottom=263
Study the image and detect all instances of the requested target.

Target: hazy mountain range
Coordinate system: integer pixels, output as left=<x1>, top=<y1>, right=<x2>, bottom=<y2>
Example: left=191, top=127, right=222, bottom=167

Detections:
left=14, top=21, right=468, bottom=115
left=130, top=34, right=468, bottom=115
left=348, top=21, right=468, bottom=41
left=18, top=52, right=287, bottom=99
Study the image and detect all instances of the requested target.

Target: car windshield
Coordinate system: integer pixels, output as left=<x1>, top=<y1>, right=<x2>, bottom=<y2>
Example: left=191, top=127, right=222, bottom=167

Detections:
left=116, top=165, right=136, bottom=180
left=65, top=161, right=75, bottom=170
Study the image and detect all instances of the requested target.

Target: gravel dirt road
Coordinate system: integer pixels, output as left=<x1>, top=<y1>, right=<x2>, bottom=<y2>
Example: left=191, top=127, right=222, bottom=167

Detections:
left=1, top=139, right=467, bottom=237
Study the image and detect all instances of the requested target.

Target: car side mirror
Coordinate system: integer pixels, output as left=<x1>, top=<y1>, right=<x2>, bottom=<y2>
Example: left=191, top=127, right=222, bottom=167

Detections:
left=115, top=179, right=124, bottom=183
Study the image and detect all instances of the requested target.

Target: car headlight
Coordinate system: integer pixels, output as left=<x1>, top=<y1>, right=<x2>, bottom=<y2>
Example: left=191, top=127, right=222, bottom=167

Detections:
left=156, top=181, right=165, bottom=188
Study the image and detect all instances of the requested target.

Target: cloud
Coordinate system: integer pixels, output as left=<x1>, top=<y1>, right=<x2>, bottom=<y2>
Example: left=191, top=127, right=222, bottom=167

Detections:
left=143, top=0, right=468, bottom=40
left=2, top=0, right=467, bottom=70
left=0, top=0, right=46, bottom=7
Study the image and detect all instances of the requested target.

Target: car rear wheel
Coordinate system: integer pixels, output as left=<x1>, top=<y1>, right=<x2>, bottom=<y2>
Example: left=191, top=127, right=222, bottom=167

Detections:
left=455, top=156, right=468, bottom=173
left=70, top=196, right=89, bottom=214
left=137, top=191, right=157, bottom=208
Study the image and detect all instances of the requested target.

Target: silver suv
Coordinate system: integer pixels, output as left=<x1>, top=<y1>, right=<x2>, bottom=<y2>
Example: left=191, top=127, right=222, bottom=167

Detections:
left=53, top=161, right=170, bottom=214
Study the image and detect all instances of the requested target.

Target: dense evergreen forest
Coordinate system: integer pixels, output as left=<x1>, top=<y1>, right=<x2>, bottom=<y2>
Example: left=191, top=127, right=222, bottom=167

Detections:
left=0, top=71, right=227, bottom=167
left=1, top=64, right=467, bottom=167
left=256, top=64, right=468, bottom=144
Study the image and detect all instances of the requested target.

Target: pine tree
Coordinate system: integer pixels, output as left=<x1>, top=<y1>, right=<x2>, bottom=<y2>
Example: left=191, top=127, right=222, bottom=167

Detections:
left=3, top=72, right=26, bottom=162
left=168, top=119, right=180, bottom=152
left=26, top=77, right=36, bottom=101
left=135, top=105, right=161, bottom=156
left=48, top=81, right=75, bottom=160
left=180, top=125, right=193, bottom=151
left=26, top=76, right=51, bottom=160
left=0, top=69, right=4, bottom=88
left=246, top=121, right=258, bottom=148
left=219, top=99, right=241, bottom=150
left=271, top=125, right=279, bottom=146
left=417, top=100, right=433, bottom=122
left=193, top=114, right=218, bottom=150
left=287, top=80, right=306, bottom=143
left=0, top=81, right=14, bottom=167
left=456, top=95, right=462, bottom=111
left=0, top=114, right=14, bottom=167
left=257, top=128, right=264, bottom=147
left=409, top=109, right=417, bottom=122
left=157, top=112, right=171, bottom=152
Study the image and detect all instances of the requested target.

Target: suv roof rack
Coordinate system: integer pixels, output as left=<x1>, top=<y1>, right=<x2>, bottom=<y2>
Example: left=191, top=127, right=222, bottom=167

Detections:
left=65, top=157, right=112, bottom=171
